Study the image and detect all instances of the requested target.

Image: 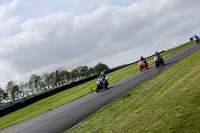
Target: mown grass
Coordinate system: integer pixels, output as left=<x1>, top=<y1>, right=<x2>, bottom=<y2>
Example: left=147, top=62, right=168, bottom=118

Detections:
left=0, top=41, right=196, bottom=130
left=67, top=48, right=200, bottom=133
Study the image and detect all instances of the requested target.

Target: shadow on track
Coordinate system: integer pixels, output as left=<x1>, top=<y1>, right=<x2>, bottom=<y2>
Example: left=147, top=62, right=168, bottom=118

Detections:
left=164, top=61, right=177, bottom=66
left=96, top=85, right=120, bottom=93
left=107, top=85, right=121, bottom=90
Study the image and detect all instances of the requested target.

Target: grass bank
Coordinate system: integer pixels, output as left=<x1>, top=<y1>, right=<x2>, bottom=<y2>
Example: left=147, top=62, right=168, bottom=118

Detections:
left=0, top=41, right=196, bottom=130
left=67, top=48, right=200, bottom=133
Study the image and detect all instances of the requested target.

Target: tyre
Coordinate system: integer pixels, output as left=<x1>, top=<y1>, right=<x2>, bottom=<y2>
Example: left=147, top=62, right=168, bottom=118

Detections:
left=140, top=66, right=143, bottom=71
left=96, top=86, right=100, bottom=93
left=162, top=60, right=165, bottom=66
left=155, top=63, right=159, bottom=68
left=105, top=82, right=108, bottom=89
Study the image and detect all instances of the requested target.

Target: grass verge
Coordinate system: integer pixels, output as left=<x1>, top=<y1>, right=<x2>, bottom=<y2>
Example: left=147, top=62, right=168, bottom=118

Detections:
left=66, top=49, right=200, bottom=133
left=0, top=41, right=196, bottom=130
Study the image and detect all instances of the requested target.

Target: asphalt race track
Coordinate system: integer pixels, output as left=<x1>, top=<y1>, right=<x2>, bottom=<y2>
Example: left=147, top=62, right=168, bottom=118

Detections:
left=1, top=44, right=200, bottom=133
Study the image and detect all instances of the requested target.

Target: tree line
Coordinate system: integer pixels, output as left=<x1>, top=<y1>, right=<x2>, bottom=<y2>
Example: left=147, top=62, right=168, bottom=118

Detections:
left=0, top=63, right=109, bottom=103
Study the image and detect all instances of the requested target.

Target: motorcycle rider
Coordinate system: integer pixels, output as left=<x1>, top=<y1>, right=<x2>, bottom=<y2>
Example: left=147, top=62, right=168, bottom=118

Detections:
left=140, top=56, right=148, bottom=66
left=154, top=51, right=163, bottom=63
left=96, top=71, right=109, bottom=92
left=98, top=71, right=106, bottom=83
left=194, top=35, right=199, bottom=44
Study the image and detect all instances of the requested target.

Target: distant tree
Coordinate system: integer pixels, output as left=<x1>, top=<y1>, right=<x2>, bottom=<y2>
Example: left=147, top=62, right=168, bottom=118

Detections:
left=19, top=82, right=26, bottom=98
left=2, top=92, right=8, bottom=102
left=62, top=70, right=71, bottom=84
left=13, top=85, right=20, bottom=100
left=58, top=69, right=64, bottom=85
left=0, top=87, right=8, bottom=103
left=75, top=66, right=89, bottom=79
left=24, top=82, right=31, bottom=96
left=39, top=80, right=45, bottom=92
left=55, top=70, right=61, bottom=86
left=19, top=82, right=32, bottom=97
left=76, top=66, right=83, bottom=80
left=88, top=67, right=95, bottom=76
left=80, top=66, right=89, bottom=78
left=48, top=72, right=56, bottom=88
left=0, top=87, right=4, bottom=103
left=6, top=81, right=20, bottom=101
left=55, top=68, right=66, bottom=86
left=41, top=69, right=70, bottom=90
left=94, top=63, right=109, bottom=74
left=29, top=74, right=42, bottom=93
left=29, top=80, right=34, bottom=95
left=71, top=69, right=79, bottom=81
left=41, top=73, right=51, bottom=90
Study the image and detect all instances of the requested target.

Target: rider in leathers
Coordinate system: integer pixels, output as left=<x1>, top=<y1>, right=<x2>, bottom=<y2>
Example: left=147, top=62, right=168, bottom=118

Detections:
left=140, top=56, right=148, bottom=66
left=154, top=51, right=163, bottom=63
left=98, top=71, right=106, bottom=83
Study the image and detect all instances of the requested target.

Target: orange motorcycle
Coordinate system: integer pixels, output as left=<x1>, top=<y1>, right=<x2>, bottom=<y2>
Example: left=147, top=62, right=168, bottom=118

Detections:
left=138, top=60, right=149, bottom=71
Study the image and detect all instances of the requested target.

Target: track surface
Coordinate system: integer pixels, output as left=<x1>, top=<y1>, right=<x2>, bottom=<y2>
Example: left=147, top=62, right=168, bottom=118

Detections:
left=1, top=44, right=200, bottom=133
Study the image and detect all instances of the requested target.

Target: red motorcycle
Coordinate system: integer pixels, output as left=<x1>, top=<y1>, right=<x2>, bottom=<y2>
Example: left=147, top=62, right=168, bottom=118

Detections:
left=154, top=55, right=165, bottom=68
left=155, top=58, right=165, bottom=68
left=138, top=60, right=149, bottom=71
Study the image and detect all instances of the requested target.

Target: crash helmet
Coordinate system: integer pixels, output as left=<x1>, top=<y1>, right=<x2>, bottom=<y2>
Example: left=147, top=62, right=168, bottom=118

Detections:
left=101, top=71, right=105, bottom=75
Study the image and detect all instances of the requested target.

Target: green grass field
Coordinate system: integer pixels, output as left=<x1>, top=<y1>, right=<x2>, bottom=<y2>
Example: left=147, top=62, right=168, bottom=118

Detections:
left=67, top=47, right=200, bottom=133
left=0, top=41, right=196, bottom=130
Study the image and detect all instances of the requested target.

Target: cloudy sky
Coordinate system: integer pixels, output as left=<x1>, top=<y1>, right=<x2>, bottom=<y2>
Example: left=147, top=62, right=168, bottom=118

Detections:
left=0, top=0, right=200, bottom=88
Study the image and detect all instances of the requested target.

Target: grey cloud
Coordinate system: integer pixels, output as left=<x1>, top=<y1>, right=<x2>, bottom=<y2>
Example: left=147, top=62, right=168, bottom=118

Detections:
left=1, top=0, right=200, bottom=76
left=0, top=0, right=20, bottom=37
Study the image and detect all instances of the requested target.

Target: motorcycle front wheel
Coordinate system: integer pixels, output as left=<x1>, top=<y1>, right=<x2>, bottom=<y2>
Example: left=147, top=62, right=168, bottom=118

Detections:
left=155, top=63, right=159, bottom=68
left=140, top=66, right=143, bottom=71
left=162, top=60, right=165, bottom=66
left=105, top=82, right=108, bottom=89
left=96, top=86, right=100, bottom=93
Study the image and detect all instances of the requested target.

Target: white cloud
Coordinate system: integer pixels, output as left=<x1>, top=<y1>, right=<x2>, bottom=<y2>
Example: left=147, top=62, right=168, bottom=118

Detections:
left=0, top=0, right=20, bottom=37
left=0, top=0, right=200, bottom=88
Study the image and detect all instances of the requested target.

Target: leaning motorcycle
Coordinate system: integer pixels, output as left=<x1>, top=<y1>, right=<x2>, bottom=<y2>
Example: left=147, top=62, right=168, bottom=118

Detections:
left=96, top=77, right=109, bottom=93
left=155, top=58, right=165, bottom=68
left=138, top=60, right=149, bottom=71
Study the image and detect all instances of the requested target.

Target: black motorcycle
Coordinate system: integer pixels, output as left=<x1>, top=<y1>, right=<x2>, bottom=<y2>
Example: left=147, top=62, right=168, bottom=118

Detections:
left=96, top=77, right=109, bottom=93
left=155, top=58, right=165, bottom=68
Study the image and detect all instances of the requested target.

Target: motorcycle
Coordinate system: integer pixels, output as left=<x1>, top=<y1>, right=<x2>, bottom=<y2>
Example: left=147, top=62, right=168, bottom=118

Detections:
left=155, top=58, right=165, bottom=68
left=96, top=77, right=109, bottom=93
left=138, top=60, right=149, bottom=71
